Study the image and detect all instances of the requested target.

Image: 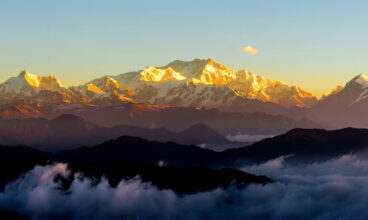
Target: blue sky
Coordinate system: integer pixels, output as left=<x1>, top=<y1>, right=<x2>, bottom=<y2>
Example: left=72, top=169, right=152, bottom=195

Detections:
left=1, top=0, right=367, bottom=95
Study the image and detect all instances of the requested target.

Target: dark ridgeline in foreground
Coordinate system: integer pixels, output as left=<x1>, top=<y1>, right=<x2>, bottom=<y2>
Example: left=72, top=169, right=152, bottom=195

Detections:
left=0, top=146, right=50, bottom=191
left=0, top=138, right=270, bottom=194
left=3, top=127, right=368, bottom=195
left=58, top=127, right=368, bottom=168
left=220, top=127, right=368, bottom=166
left=67, top=161, right=270, bottom=194
left=57, top=136, right=218, bottom=167
left=0, top=210, right=27, bottom=220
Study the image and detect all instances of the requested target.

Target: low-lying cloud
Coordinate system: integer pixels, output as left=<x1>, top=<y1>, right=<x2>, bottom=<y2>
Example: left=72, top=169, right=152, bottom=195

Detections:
left=1, top=155, right=368, bottom=219
left=226, top=133, right=275, bottom=143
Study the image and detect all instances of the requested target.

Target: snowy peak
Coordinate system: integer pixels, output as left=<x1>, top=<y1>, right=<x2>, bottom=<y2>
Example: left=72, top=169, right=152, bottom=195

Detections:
left=18, top=70, right=40, bottom=88
left=0, top=71, right=64, bottom=95
left=167, top=58, right=317, bottom=107
left=316, top=73, right=368, bottom=110
left=164, top=58, right=236, bottom=83
left=104, top=77, right=120, bottom=90
left=166, top=58, right=275, bottom=86
left=346, top=73, right=368, bottom=103
left=38, top=75, right=63, bottom=91
left=0, top=59, right=320, bottom=110
left=19, top=70, right=64, bottom=90
left=320, top=73, right=368, bottom=101
left=86, top=84, right=105, bottom=94
left=139, top=66, right=186, bottom=82
left=312, top=74, right=368, bottom=128
left=69, top=76, right=136, bottom=103
left=351, top=73, right=368, bottom=88
left=0, top=71, right=68, bottom=106
left=114, top=58, right=318, bottom=108
left=88, top=76, right=120, bottom=92
left=195, top=59, right=238, bottom=85
left=165, top=58, right=210, bottom=78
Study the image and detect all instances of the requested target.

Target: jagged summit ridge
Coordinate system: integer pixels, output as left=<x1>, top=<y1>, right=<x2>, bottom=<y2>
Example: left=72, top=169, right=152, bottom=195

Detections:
left=0, top=71, right=64, bottom=100
left=0, top=59, right=318, bottom=109
left=139, top=66, right=187, bottom=82
left=351, top=73, right=368, bottom=88
left=112, top=58, right=317, bottom=108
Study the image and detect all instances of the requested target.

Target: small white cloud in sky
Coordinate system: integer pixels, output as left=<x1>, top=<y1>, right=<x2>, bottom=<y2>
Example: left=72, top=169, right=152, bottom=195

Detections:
left=241, top=46, right=259, bottom=55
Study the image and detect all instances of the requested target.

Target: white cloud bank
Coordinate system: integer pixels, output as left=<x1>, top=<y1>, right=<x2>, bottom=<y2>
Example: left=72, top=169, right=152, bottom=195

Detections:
left=1, top=155, right=368, bottom=219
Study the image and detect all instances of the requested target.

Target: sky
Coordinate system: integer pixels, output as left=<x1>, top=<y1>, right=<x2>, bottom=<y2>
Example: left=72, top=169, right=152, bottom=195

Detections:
left=0, top=0, right=367, bottom=96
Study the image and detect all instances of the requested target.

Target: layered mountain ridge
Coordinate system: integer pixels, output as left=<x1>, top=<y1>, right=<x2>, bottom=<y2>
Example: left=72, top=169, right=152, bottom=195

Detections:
left=0, top=114, right=242, bottom=151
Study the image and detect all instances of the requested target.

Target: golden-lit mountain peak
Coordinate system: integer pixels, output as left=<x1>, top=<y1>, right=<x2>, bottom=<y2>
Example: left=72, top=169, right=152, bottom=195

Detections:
left=19, top=70, right=40, bottom=88
left=0, top=59, right=319, bottom=109
left=112, top=58, right=319, bottom=108
left=139, top=66, right=186, bottom=82
left=86, top=84, right=105, bottom=94
left=0, top=71, right=64, bottom=98
left=104, top=77, right=119, bottom=87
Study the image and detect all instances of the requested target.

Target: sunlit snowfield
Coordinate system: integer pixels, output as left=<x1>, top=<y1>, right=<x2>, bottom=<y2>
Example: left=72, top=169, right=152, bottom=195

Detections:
left=1, top=154, right=368, bottom=220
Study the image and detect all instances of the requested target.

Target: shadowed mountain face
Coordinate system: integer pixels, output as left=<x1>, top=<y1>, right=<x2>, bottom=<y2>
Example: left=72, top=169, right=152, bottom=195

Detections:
left=0, top=114, right=239, bottom=151
left=72, top=105, right=320, bottom=135
left=0, top=115, right=99, bottom=151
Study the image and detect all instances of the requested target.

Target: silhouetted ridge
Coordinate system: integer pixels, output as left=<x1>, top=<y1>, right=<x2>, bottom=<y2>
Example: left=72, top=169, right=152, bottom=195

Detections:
left=57, top=135, right=218, bottom=167
left=0, top=145, right=50, bottom=189
left=0, top=116, right=237, bottom=151
left=0, top=138, right=271, bottom=194
left=220, top=127, right=368, bottom=166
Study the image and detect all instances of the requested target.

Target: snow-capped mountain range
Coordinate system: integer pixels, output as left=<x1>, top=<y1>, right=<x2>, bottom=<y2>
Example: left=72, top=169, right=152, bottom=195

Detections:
left=2, top=58, right=368, bottom=128
left=0, top=58, right=318, bottom=110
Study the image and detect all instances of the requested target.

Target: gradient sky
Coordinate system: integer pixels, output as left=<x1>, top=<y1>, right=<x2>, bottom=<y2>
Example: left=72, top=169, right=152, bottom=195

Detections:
left=1, top=0, right=368, bottom=96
